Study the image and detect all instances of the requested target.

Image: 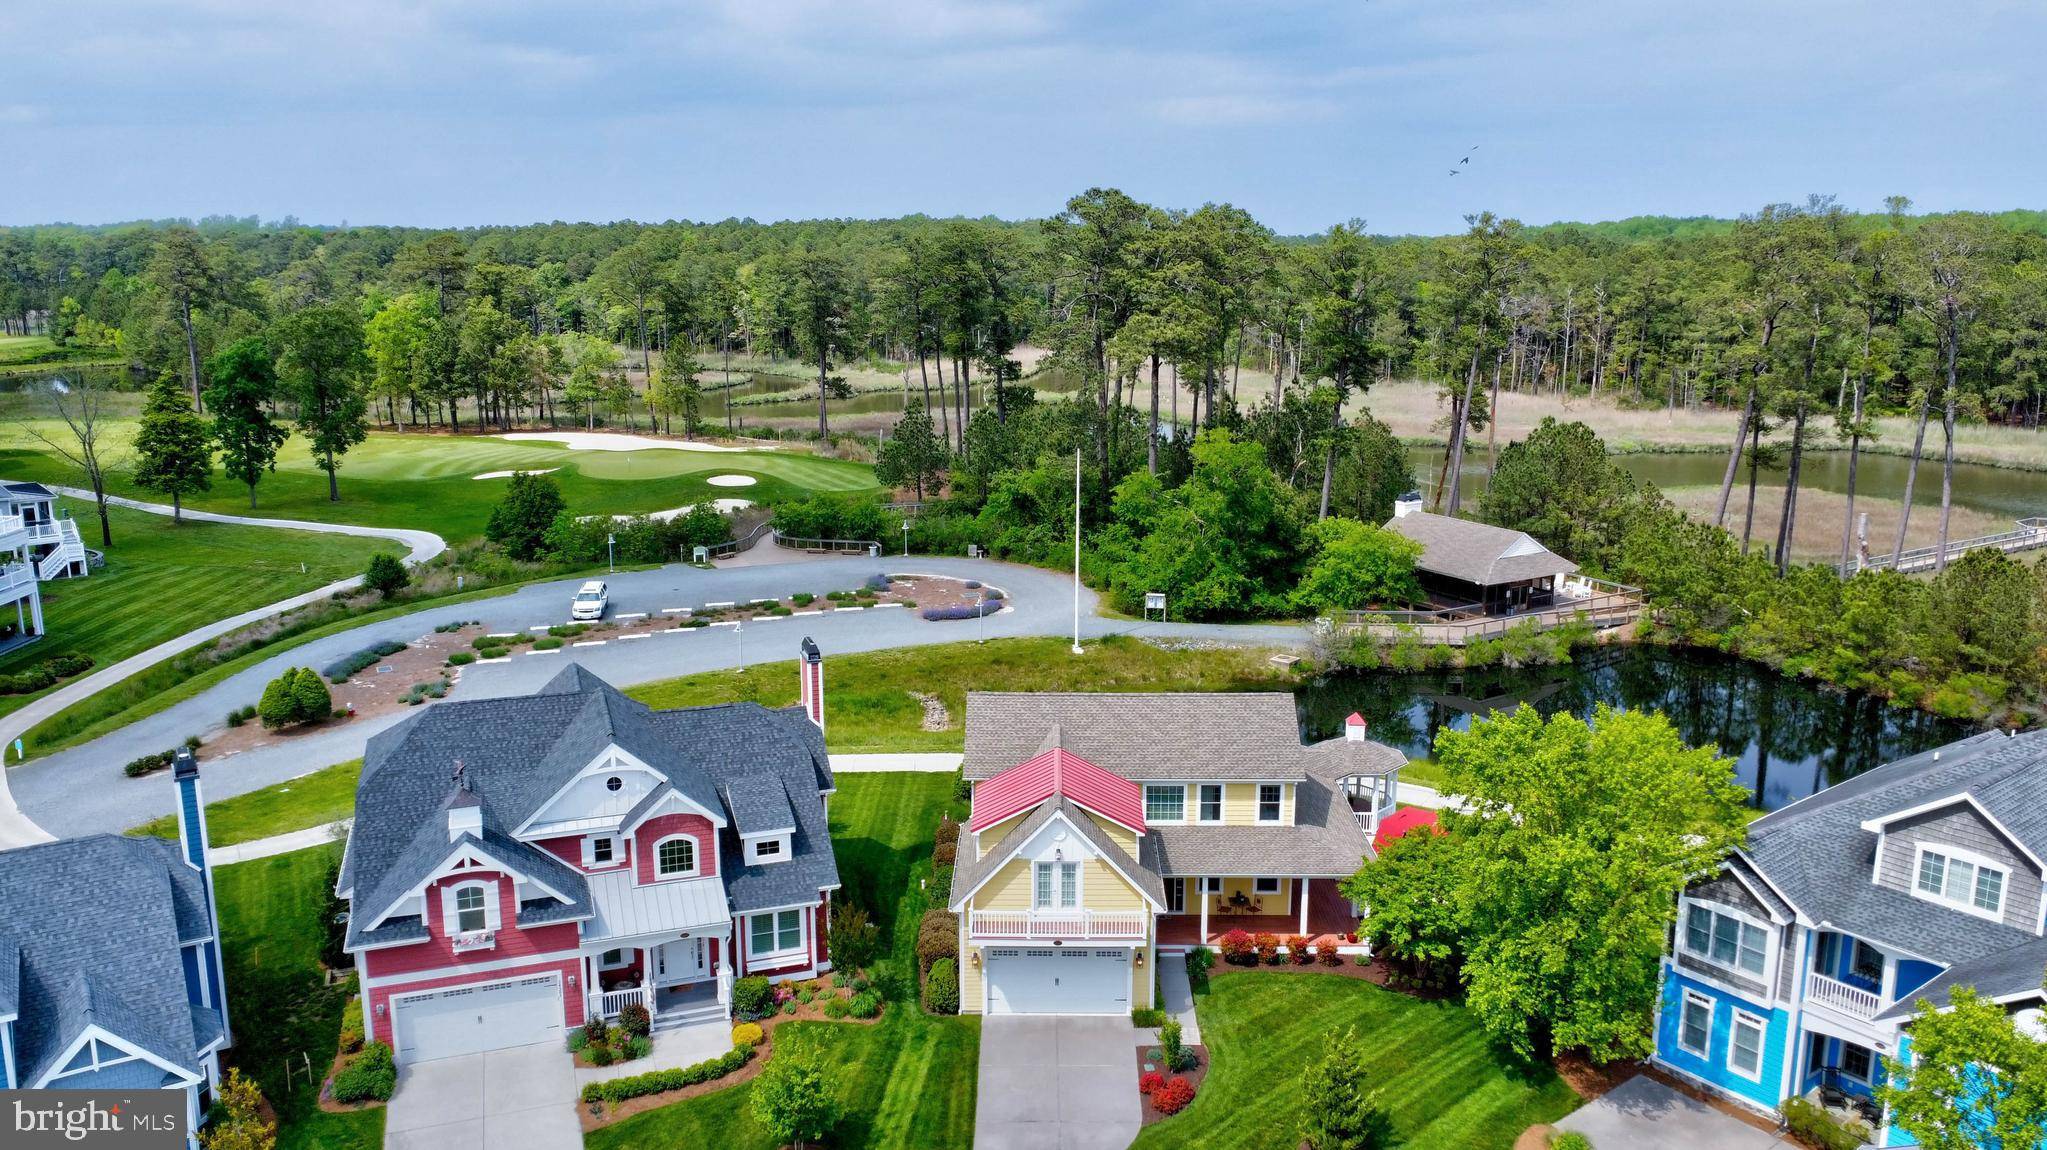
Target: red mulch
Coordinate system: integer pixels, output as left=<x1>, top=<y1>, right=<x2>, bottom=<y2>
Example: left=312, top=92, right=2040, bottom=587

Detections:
left=1135, top=1044, right=1209, bottom=1128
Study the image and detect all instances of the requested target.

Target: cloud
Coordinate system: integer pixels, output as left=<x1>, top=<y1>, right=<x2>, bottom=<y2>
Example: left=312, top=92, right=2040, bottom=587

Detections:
left=1147, top=93, right=1338, bottom=127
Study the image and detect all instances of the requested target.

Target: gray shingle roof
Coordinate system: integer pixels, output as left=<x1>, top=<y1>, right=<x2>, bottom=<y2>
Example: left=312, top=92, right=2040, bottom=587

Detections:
left=950, top=796, right=1166, bottom=910
left=964, top=693, right=1310, bottom=782
left=1875, top=935, right=2047, bottom=1021
left=0, top=835, right=213, bottom=1086
left=1147, top=757, right=1372, bottom=878
left=1383, top=511, right=1577, bottom=587
left=724, top=772, right=797, bottom=836
left=0, top=937, right=20, bottom=1019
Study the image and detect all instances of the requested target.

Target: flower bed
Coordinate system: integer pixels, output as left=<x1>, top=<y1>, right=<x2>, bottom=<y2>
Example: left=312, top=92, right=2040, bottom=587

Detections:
left=1136, top=1044, right=1208, bottom=1126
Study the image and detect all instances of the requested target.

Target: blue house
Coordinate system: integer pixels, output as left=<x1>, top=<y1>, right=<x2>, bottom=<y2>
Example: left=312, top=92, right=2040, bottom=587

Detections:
left=1653, top=728, right=2047, bottom=1145
left=0, top=749, right=231, bottom=1148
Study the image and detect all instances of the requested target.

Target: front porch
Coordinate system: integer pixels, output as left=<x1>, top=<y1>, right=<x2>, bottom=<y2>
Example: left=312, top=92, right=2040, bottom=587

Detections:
left=583, top=935, right=733, bottom=1026
left=1156, top=876, right=1360, bottom=951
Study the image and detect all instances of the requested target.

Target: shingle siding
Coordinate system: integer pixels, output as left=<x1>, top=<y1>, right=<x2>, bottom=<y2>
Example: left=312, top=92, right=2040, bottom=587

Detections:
left=1876, top=803, right=2043, bottom=931
left=1689, top=874, right=1771, bottom=923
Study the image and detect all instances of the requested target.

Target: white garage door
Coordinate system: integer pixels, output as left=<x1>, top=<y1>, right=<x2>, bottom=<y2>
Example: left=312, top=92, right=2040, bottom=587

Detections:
left=986, top=948, right=1130, bottom=1015
left=393, top=974, right=563, bottom=1063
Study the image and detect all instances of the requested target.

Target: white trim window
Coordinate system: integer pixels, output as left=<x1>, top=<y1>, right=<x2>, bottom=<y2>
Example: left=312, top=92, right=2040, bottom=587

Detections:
left=1678, top=990, right=1712, bottom=1057
left=748, top=909, right=805, bottom=959
left=1727, top=1010, right=1767, bottom=1082
left=583, top=835, right=621, bottom=869
left=1257, top=784, right=1283, bottom=823
left=1034, top=861, right=1080, bottom=909
left=1145, top=785, right=1186, bottom=824
left=1201, top=877, right=1223, bottom=894
left=1197, top=784, right=1223, bottom=823
left=1914, top=845, right=2007, bottom=919
left=1253, top=877, right=1282, bottom=895
left=1682, top=901, right=1770, bottom=979
left=654, top=835, right=699, bottom=879
left=442, top=880, right=498, bottom=934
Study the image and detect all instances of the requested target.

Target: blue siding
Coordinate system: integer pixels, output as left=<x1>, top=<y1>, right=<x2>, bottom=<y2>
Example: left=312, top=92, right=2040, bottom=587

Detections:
left=178, top=776, right=205, bottom=869
left=1895, top=960, right=1941, bottom=1001
left=181, top=944, right=203, bottom=1005
left=1655, top=966, right=1791, bottom=1108
left=1885, top=1033, right=1914, bottom=1147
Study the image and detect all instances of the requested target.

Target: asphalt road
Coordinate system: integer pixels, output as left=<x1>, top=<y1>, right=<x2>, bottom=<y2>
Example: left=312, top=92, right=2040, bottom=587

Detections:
left=10, top=553, right=1304, bottom=839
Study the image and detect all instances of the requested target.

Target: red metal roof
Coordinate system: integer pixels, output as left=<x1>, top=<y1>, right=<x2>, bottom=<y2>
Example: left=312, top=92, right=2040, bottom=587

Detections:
left=1372, top=806, right=1441, bottom=852
left=967, top=747, right=1146, bottom=834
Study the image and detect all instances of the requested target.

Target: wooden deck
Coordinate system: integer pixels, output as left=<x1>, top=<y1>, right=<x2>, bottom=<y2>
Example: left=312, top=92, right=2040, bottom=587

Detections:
left=1334, top=576, right=1642, bottom=646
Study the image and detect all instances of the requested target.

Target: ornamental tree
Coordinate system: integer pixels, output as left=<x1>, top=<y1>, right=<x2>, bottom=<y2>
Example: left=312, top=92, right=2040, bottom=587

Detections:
left=1438, top=703, right=1748, bottom=1061
left=200, top=1067, right=275, bottom=1150
left=748, top=1043, right=841, bottom=1150
left=1292, top=517, right=1423, bottom=613
left=1339, top=822, right=1460, bottom=984
left=1298, top=1025, right=1393, bottom=1150
left=1877, top=987, right=2047, bottom=1150
left=485, top=471, right=567, bottom=561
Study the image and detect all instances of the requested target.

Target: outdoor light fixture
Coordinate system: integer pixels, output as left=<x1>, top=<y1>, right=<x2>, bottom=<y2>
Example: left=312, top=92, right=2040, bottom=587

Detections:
left=375, top=1004, right=385, bottom=1017
left=569, top=975, right=577, bottom=988
left=1135, top=952, right=1144, bottom=967
left=969, top=952, right=980, bottom=968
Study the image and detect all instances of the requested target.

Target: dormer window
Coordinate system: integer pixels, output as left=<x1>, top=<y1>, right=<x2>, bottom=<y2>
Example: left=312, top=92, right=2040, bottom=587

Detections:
left=583, top=834, right=620, bottom=868
left=441, top=879, right=499, bottom=941
left=1915, top=846, right=2006, bottom=918
left=1681, top=901, right=1768, bottom=979
left=755, top=839, right=781, bottom=858
left=656, top=836, right=698, bottom=878
left=745, top=834, right=790, bottom=865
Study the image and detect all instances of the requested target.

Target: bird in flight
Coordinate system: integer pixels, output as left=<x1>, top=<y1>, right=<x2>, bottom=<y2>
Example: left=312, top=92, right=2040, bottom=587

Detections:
left=1448, top=143, right=1480, bottom=176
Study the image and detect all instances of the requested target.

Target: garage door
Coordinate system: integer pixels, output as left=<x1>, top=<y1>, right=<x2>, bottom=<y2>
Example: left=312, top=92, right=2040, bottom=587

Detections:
left=393, top=975, right=563, bottom=1063
left=985, top=948, right=1130, bottom=1015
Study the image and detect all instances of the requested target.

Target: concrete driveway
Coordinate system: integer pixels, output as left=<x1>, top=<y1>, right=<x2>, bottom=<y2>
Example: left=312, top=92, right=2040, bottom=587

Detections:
left=977, top=1016, right=1139, bottom=1150
left=1554, top=1075, right=1793, bottom=1150
left=383, top=1044, right=581, bottom=1150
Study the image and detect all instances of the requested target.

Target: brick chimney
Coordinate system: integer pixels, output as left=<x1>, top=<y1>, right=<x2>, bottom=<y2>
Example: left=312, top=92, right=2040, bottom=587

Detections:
left=798, top=637, right=825, bottom=733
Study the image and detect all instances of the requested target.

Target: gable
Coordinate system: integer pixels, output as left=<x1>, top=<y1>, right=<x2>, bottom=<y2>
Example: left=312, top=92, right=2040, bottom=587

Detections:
left=517, top=745, right=666, bottom=836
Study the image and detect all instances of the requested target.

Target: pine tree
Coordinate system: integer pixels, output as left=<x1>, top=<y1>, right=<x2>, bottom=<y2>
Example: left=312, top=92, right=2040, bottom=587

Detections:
left=133, top=372, right=213, bottom=522
left=204, top=337, right=290, bottom=508
left=875, top=400, right=947, bottom=500
left=1298, top=1026, right=1392, bottom=1150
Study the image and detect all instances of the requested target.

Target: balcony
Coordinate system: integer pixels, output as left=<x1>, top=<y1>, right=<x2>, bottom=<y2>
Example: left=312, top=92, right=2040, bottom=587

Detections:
left=969, top=908, right=1148, bottom=941
left=1807, top=971, right=1882, bottom=1019
left=449, top=929, right=497, bottom=954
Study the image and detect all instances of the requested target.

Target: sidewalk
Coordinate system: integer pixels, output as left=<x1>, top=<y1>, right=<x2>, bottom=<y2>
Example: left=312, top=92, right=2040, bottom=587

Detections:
left=207, top=819, right=350, bottom=866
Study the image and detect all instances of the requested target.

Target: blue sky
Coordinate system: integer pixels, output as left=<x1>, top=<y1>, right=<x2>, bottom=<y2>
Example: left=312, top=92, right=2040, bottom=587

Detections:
left=2, top=1, right=2041, bottom=234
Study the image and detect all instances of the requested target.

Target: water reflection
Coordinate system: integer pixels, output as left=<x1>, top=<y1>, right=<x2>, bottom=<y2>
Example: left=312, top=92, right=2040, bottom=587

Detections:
left=1297, top=647, right=1977, bottom=810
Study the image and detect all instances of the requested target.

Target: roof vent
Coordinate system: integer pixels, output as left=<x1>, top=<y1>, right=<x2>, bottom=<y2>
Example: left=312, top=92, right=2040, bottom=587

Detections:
left=1345, top=713, right=1368, bottom=742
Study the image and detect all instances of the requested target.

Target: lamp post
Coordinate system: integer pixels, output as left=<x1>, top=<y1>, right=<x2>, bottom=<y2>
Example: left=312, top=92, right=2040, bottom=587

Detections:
left=606, top=533, right=615, bottom=573
left=902, top=520, right=910, bottom=558
left=734, top=619, right=744, bottom=674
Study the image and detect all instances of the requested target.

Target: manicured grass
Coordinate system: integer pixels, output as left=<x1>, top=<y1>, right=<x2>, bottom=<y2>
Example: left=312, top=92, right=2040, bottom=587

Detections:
left=129, top=759, right=361, bottom=845
left=0, top=335, right=123, bottom=368
left=215, top=844, right=384, bottom=1150
left=627, top=635, right=1299, bottom=753
left=1131, top=972, right=1581, bottom=1150
left=585, top=772, right=978, bottom=1150
left=0, top=427, right=878, bottom=544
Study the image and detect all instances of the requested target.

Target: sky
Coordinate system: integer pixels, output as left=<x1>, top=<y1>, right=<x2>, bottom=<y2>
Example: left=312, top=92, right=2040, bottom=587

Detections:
left=2, top=0, right=2043, bottom=235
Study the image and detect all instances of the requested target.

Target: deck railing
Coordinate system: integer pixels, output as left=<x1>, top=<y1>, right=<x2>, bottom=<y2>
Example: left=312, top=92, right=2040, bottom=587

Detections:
left=588, top=984, right=653, bottom=1020
left=0, top=563, right=37, bottom=599
left=969, top=908, right=1148, bottom=941
left=702, top=521, right=774, bottom=560
left=771, top=531, right=881, bottom=556
left=1335, top=576, right=1643, bottom=646
left=1843, top=517, right=2047, bottom=576
left=1806, top=971, right=1882, bottom=1019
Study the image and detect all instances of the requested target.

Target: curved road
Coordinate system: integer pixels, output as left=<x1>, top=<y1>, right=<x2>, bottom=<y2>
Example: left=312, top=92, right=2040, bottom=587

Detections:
left=0, top=492, right=443, bottom=846
left=6, top=551, right=1303, bottom=841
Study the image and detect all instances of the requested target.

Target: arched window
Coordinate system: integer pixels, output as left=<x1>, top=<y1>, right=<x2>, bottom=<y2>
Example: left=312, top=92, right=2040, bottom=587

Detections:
left=656, top=837, right=696, bottom=877
left=453, top=884, right=489, bottom=933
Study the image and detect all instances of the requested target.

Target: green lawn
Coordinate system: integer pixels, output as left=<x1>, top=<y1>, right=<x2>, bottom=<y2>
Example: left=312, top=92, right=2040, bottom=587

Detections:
left=129, top=759, right=361, bottom=845
left=0, top=335, right=124, bottom=368
left=1131, top=972, right=1581, bottom=1150
left=0, top=425, right=878, bottom=544
left=215, top=844, right=384, bottom=1150
left=627, top=635, right=1300, bottom=753
left=586, top=772, right=979, bottom=1150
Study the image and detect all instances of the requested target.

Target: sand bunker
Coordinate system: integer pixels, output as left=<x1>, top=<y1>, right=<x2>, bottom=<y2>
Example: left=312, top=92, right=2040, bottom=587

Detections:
left=575, top=499, right=755, bottom=524
left=472, top=468, right=560, bottom=480
left=707, top=474, right=758, bottom=488
left=497, top=432, right=764, bottom=454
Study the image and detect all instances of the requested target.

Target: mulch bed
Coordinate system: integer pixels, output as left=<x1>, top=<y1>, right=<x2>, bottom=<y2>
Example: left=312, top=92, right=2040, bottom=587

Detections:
left=198, top=624, right=476, bottom=759
left=315, top=1049, right=387, bottom=1114
left=1135, top=1044, right=1209, bottom=1128
left=1207, top=956, right=1456, bottom=996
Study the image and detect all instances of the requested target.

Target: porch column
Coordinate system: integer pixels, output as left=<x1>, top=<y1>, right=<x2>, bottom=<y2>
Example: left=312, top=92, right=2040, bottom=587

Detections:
left=1297, top=879, right=1310, bottom=936
left=1198, top=878, right=1209, bottom=944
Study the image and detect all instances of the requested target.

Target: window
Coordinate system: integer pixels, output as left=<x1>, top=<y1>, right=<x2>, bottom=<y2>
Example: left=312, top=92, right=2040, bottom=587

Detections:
left=1849, top=940, right=1884, bottom=986
left=1678, top=991, right=1711, bottom=1057
left=1254, top=877, right=1281, bottom=894
left=1145, top=785, right=1186, bottom=823
left=1060, top=863, right=1078, bottom=908
left=754, top=838, right=783, bottom=858
left=1258, top=784, right=1283, bottom=823
left=749, top=909, right=804, bottom=957
left=1202, top=877, right=1222, bottom=894
left=453, top=885, right=488, bottom=933
left=1841, top=1043, right=1874, bottom=1082
left=1915, top=846, right=2008, bottom=917
left=1682, top=903, right=1768, bottom=978
left=1166, top=878, right=1185, bottom=914
left=657, top=837, right=697, bottom=877
left=600, top=948, right=630, bottom=969
left=589, top=836, right=615, bottom=865
left=1034, top=862, right=1053, bottom=908
left=605, top=776, right=623, bottom=792
left=1034, top=861, right=1078, bottom=908
left=1197, top=784, right=1223, bottom=823
left=1728, top=1011, right=1766, bottom=1081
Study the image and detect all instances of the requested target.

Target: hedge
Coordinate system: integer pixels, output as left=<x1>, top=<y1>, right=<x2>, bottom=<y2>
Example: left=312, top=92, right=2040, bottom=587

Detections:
left=0, top=653, right=93, bottom=695
left=322, top=640, right=408, bottom=683
left=923, top=958, right=959, bottom=1015
left=332, top=1042, right=396, bottom=1103
left=577, top=1043, right=754, bottom=1105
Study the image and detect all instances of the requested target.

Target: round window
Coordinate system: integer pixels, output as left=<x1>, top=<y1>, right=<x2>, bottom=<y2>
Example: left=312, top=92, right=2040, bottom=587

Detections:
left=605, top=776, right=623, bottom=792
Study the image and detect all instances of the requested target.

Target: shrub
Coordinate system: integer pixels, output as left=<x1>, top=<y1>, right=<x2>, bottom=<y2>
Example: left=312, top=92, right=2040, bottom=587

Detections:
left=1550, top=1135, right=1594, bottom=1150
left=962, top=579, right=982, bottom=589
left=1219, top=929, right=1255, bottom=965
left=1319, top=944, right=1344, bottom=967
left=332, top=1042, right=396, bottom=1103
left=915, top=909, right=959, bottom=973
left=933, top=815, right=959, bottom=847
left=581, top=1017, right=610, bottom=1045
left=849, top=989, right=884, bottom=1018
left=797, top=987, right=814, bottom=1005
left=1152, top=1076, right=1196, bottom=1116
left=932, top=839, right=957, bottom=866
left=1300, top=1025, right=1394, bottom=1150
left=731, top=1022, right=764, bottom=1048
left=617, top=1002, right=650, bottom=1038
left=487, top=472, right=567, bottom=561
left=534, top=636, right=563, bottom=650
left=733, top=975, right=775, bottom=1020
left=322, top=640, right=408, bottom=683
left=123, top=749, right=176, bottom=777
left=865, top=573, right=892, bottom=591
left=567, top=1030, right=588, bottom=1053
left=822, top=996, right=852, bottom=1018
left=1287, top=935, right=1314, bottom=965
left=291, top=666, right=332, bottom=718
left=338, top=997, right=365, bottom=1054
left=363, top=553, right=410, bottom=598
left=580, top=1045, right=754, bottom=1106
left=1254, top=932, right=1281, bottom=965
left=750, top=1043, right=843, bottom=1150
left=625, top=1035, right=652, bottom=1061
left=923, top=958, right=960, bottom=1015
left=983, top=587, right=1004, bottom=601
left=1781, top=1097, right=1867, bottom=1150
left=1139, top=1070, right=1166, bottom=1096
left=921, top=603, right=994, bottom=621
left=587, top=1044, right=616, bottom=1067
left=1160, top=1018, right=1196, bottom=1072
left=1131, top=1008, right=1168, bottom=1028
left=792, top=592, right=815, bottom=606
left=447, top=651, right=476, bottom=666
left=781, top=1001, right=797, bottom=1015
left=1186, top=946, right=1216, bottom=988
left=0, top=652, right=94, bottom=695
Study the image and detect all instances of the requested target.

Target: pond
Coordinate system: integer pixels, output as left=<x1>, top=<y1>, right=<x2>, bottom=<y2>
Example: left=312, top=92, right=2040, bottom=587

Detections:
left=1296, top=646, right=1978, bottom=812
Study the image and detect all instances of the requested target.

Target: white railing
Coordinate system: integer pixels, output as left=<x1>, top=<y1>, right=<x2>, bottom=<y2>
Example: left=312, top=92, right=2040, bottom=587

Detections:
left=588, top=984, right=652, bottom=1020
left=717, top=967, right=733, bottom=1009
left=1807, top=972, right=1882, bottom=1019
left=969, top=908, right=1149, bottom=940
left=37, top=520, right=84, bottom=580
left=0, top=563, right=37, bottom=599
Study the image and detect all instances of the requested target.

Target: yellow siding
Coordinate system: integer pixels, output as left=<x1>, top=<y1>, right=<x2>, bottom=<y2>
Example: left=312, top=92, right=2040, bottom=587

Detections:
left=1132, top=942, right=1155, bottom=1009
left=1283, top=783, right=1296, bottom=826
left=976, top=810, right=1032, bottom=859
left=980, top=858, right=1035, bottom=910
left=1197, top=876, right=1288, bottom=915
left=1085, top=859, right=1145, bottom=911
left=960, top=943, right=984, bottom=1013
left=1086, top=811, right=1139, bottom=856
left=1222, top=783, right=1258, bottom=826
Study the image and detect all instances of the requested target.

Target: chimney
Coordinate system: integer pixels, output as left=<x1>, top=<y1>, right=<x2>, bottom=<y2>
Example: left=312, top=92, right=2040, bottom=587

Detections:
left=1345, top=713, right=1368, bottom=742
left=172, top=748, right=210, bottom=871
left=1392, top=491, right=1424, bottom=520
left=448, top=784, right=482, bottom=842
left=798, top=637, right=825, bottom=734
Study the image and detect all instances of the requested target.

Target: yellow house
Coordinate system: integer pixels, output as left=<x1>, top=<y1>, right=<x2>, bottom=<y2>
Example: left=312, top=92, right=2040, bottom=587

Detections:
left=948, top=694, right=1404, bottom=1016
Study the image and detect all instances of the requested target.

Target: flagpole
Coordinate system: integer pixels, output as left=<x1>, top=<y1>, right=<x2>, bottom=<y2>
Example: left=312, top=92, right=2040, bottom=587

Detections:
left=1071, top=447, right=1083, bottom=655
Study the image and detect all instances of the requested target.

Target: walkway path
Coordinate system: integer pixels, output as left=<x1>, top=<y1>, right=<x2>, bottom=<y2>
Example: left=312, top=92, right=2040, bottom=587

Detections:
left=1554, top=1074, right=1791, bottom=1149
left=8, top=553, right=1304, bottom=843
left=207, top=820, right=351, bottom=866
left=830, top=753, right=962, bottom=773
left=0, top=493, right=441, bottom=848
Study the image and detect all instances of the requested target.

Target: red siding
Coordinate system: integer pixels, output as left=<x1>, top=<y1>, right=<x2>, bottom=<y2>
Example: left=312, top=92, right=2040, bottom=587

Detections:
left=362, top=869, right=582, bottom=978
left=633, top=813, right=717, bottom=883
left=364, top=957, right=584, bottom=1047
left=814, top=903, right=827, bottom=968
left=535, top=836, right=583, bottom=868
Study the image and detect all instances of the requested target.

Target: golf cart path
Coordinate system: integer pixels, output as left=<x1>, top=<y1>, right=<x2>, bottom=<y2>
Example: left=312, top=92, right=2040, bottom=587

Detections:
left=5, top=552, right=1303, bottom=843
left=0, top=493, right=442, bottom=847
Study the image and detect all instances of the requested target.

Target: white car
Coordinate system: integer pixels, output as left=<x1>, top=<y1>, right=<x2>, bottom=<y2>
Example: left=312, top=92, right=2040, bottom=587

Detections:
left=570, top=580, right=609, bottom=621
